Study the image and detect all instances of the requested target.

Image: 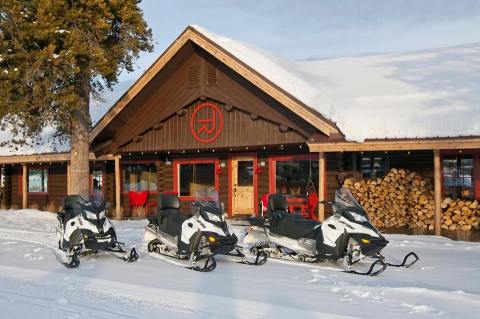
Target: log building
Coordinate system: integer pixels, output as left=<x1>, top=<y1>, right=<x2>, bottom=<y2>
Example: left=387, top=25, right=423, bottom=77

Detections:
left=1, top=26, right=479, bottom=237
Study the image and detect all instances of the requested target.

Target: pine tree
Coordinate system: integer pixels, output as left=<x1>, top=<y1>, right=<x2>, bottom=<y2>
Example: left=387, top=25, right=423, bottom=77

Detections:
left=0, top=0, right=153, bottom=196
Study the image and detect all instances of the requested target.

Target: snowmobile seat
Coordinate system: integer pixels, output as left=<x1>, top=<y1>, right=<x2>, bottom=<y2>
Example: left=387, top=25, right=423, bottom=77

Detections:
left=155, top=194, right=189, bottom=237
left=267, top=194, right=290, bottom=219
left=267, top=194, right=320, bottom=239
left=273, top=215, right=320, bottom=239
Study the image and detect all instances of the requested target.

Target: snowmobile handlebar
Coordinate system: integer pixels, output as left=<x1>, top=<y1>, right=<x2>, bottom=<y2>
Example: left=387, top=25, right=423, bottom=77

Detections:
left=319, top=200, right=335, bottom=206
left=248, top=216, right=265, bottom=227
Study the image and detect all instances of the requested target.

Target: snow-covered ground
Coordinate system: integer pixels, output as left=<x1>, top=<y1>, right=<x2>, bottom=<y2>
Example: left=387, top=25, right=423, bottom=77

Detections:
left=0, top=209, right=479, bottom=319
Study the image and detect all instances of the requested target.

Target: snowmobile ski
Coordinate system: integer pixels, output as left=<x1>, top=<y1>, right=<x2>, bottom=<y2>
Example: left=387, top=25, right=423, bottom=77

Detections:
left=343, top=258, right=387, bottom=276
left=227, top=246, right=268, bottom=266
left=106, top=244, right=139, bottom=262
left=147, top=238, right=216, bottom=272
left=379, top=252, right=419, bottom=268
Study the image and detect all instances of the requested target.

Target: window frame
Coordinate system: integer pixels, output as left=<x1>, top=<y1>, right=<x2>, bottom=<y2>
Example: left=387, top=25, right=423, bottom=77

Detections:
left=27, top=166, right=49, bottom=195
left=442, top=154, right=476, bottom=200
left=360, top=153, right=389, bottom=179
left=268, top=154, right=320, bottom=196
left=90, top=165, right=105, bottom=195
left=173, top=158, right=219, bottom=201
left=121, top=161, right=158, bottom=194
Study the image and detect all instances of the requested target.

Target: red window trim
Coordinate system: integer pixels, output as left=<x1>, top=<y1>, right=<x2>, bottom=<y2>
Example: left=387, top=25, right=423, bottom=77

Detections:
left=121, top=160, right=158, bottom=194
left=173, top=158, right=219, bottom=201
left=268, top=154, right=320, bottom=194
left=19, top=166, right=49, bottom=196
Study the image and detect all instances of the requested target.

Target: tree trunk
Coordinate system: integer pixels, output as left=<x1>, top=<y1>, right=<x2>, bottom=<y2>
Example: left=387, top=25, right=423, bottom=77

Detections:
left=70, top=80, right=90, bottom=199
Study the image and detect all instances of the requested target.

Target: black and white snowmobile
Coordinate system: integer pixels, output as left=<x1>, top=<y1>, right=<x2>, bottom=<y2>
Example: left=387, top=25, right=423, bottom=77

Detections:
left=245, top=188, right=419, bottom=276
left=144, top=193, right=267, bottom=272
left=55, top=195, right=138, bottom=268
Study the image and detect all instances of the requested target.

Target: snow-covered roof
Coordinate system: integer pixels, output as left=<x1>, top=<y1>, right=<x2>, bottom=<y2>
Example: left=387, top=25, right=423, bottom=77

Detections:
left=192, top=25, right=480, bottom=142
left=0, top=80, right=133, bottom=156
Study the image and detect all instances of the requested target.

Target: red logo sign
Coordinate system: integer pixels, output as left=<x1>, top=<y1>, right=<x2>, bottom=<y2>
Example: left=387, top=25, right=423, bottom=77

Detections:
left=190, top=102, right=224, bottom=143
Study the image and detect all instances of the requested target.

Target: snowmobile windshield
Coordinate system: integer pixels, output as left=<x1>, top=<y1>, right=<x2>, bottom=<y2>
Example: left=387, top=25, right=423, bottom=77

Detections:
left=335, top=188, right=369, bottom=223
left=191, top=190, right=225, bottom=223
left=335, top=188, right=363, bottom=210
left=75, top=190, right=108, bottom=223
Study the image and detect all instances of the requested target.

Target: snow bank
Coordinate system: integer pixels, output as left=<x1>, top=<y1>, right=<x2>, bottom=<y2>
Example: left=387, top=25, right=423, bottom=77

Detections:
left=192, top=25, right=480, bottom=142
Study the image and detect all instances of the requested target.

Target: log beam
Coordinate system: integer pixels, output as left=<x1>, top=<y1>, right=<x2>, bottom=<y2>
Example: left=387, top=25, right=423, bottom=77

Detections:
left=434, top=149, right=442, bottom=236
left=318, top=152, right=326, bottom=221
left=114, top=155, right=122, bottom=219
left=22, top=164, right=28, bottom=209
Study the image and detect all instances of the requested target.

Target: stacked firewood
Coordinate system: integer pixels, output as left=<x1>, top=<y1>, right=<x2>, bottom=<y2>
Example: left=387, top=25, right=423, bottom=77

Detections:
left=441, top=198, right=480, bottom=231
left=343, top=168, right=435, bottom=229
left=343, top=168, right=480, bottom=231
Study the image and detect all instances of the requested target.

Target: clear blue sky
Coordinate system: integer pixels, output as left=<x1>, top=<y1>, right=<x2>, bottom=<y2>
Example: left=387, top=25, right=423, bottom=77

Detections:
left=118, top=0, right=480, bottom=82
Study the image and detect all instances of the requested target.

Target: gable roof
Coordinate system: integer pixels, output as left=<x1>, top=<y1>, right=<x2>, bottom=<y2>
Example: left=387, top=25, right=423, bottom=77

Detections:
left=89, top=25, right=340, bottom=144
left=92, top=25, right=480, bottom=146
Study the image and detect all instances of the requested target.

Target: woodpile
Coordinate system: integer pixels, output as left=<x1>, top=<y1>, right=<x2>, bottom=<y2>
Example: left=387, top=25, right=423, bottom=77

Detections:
left=441, top=198, right=480, bottom=231
left=343, top=168, right=480, bottom=232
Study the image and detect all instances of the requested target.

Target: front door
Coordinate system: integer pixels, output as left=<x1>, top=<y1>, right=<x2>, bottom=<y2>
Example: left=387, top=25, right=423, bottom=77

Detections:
left=231, top=157, right=255, bottom=215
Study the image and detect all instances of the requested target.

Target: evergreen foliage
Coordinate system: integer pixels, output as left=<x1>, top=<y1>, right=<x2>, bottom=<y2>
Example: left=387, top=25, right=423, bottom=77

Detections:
left=0, top=0, right=153, bottom=148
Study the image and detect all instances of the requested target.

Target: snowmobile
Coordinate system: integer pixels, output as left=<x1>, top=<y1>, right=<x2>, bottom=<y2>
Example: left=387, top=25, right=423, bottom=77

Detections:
left=245, top=188, right=419, bottom=276
left=56, top=194, right=138, bottom=268
left=144, top=193, right=267, bottom=272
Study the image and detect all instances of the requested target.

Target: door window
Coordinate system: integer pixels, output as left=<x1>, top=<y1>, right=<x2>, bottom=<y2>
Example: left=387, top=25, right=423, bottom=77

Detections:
left=237, top=160, right=253, bottom=186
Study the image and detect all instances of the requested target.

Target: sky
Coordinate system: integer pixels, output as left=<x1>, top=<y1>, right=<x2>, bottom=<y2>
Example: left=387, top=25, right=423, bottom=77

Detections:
left=116, top=0, right=480, bottom=82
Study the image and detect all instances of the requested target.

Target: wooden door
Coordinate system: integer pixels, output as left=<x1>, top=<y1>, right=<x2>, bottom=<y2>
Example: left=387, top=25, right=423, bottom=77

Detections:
left=231, top=157, right=254, bottom=215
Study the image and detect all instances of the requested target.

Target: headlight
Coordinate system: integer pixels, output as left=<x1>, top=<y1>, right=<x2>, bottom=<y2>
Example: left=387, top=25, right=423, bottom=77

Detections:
left=85, top=211, right=97, bottom=220
left=345, top=211, right=369, bottom=223
left=205, top=211, right=221, bottom=222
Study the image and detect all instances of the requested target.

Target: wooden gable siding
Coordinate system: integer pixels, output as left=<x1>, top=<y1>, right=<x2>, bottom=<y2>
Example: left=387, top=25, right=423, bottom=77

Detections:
left=120, top=100, right=306, bottom=153
left=96, top=42, right=202, bottom=153
left=199, top=45, right=317, bottom=137
left=92, top=41, right=320, bottom=155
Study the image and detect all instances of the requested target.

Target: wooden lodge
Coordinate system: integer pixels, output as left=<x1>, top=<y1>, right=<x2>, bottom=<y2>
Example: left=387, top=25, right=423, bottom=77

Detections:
left=1, top=26, right=479, bottom=237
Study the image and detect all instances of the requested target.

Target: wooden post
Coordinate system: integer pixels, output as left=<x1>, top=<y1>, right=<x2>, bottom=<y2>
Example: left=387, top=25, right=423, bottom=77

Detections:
left=22, top=163, right=28, bottom=209
left=434, top=149, right=442, bottom=236
left=67, top=161, right=71, bottom=195
left=318, top=152, right=326, bottom=221
left=114, top=155, right=122, bottom=219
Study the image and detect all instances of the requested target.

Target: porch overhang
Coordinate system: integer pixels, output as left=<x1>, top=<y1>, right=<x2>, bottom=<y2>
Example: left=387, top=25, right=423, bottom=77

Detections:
left=307, top=137, right=480, bottom=152
left=0, top=153, right=115, bottom=165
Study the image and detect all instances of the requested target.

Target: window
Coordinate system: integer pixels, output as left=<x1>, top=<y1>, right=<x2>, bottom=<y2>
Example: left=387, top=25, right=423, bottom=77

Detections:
left=275, top=160, right=318, bottom=196
left=178, top=162, right=216, bottom=197
left=28, top=168, right=48, bottom=193
left=443, top=156, right=474, bottom=200
left=122, top=164, right=157, bottom=192
left=361, top=155, right=387, bottom=178
left=91, top=169, right=103, bottom=193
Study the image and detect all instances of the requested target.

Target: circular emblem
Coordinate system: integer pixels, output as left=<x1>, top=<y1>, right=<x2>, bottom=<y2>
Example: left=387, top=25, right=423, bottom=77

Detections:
left=190, top=102, right=224, bottom=143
